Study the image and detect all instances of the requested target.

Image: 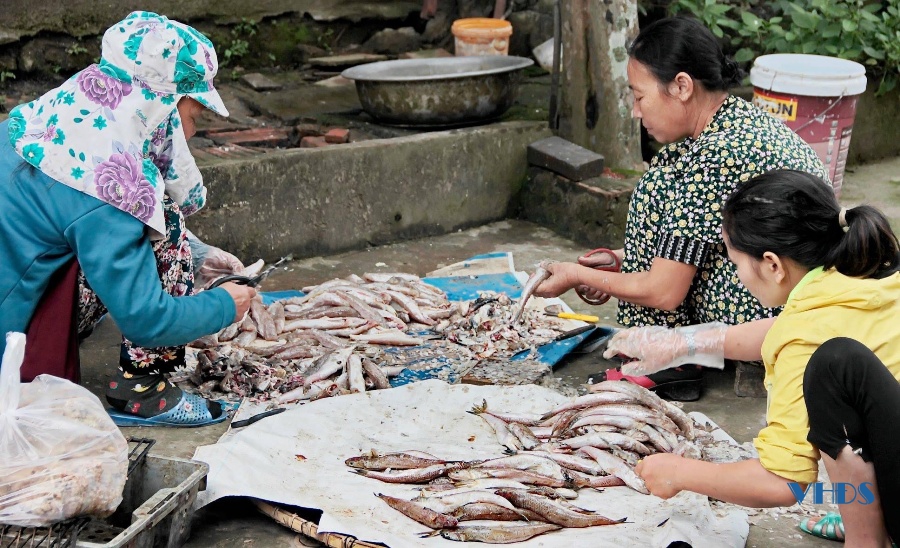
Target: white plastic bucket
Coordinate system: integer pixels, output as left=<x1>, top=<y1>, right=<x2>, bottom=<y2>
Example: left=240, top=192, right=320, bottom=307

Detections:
left=750, top=54, right=867, bottom=197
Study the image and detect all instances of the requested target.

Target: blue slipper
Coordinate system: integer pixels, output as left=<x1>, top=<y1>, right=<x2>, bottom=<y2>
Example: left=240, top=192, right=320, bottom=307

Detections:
left=799, top=512, right=844, bottom=542
left=108, top=393, right=236, bottom=427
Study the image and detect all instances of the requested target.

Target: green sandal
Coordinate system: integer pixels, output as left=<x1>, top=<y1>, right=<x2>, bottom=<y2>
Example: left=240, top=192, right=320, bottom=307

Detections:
left=799, top=512, right=844, bottom=542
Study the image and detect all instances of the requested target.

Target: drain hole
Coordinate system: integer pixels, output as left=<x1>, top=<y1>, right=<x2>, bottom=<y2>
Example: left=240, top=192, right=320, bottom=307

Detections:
left=394, top=213, right=402, bottom=222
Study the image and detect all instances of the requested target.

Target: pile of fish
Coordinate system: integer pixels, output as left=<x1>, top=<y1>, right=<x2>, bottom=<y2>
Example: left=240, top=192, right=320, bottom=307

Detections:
left=347, top=381, right=702, bottom=543
left=181, top=271, right=570, bottom=403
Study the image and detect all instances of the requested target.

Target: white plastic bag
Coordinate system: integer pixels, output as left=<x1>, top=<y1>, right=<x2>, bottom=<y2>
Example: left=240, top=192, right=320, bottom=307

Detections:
left=0, top=332, right=129, bottom=526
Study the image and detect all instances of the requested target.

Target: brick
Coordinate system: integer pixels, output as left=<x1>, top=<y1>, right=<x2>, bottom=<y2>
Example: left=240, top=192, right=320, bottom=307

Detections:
left=527, top=136, right=605, bottom=182
left=733, top=360, right=767, bottom=398
left=293, top=123, right=322, bottom=139
left=308, top=53, right=388, bottom=68
left=240, top=72, right=282, bottom=91
left=324, top=128, right=350, bottom=144
left=314, top=75, right=354, bottom=88
left=300, top=136, right=329, bottom=148
left=208, top=127, right=291, bottom=147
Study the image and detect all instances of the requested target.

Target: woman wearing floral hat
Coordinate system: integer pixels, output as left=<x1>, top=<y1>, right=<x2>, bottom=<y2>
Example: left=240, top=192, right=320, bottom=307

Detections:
left=0, top=12, right=257, bottom=426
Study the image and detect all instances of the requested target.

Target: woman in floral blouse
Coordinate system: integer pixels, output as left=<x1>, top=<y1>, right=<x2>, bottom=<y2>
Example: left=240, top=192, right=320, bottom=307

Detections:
left=0, top=12, right=256, bottom=425
left=534, top=16, right=828, bottom=400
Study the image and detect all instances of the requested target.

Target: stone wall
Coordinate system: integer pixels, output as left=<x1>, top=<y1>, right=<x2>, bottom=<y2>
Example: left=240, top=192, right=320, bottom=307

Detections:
left=190, top=121, right=552, bottom=262
left=514, top=168, right=636, bottom=249
left=0, top=1, right=555, bottom=79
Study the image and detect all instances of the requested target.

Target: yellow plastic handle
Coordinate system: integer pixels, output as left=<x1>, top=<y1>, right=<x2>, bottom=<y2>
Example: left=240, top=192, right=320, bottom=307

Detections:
left=556, top=312, right=600, bottom=323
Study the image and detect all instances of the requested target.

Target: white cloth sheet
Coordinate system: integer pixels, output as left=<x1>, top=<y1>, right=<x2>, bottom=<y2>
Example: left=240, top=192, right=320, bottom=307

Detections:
left=194, top=380, right=748, bottom=547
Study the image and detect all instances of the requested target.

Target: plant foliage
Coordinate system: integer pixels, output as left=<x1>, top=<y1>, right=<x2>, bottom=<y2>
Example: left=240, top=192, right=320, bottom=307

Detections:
left=664, top=0, right=900, bottom=95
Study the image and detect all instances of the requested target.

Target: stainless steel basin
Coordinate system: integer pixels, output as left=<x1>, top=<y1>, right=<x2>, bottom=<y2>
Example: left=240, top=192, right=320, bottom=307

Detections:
left=342, top=56, right=534, bottom=127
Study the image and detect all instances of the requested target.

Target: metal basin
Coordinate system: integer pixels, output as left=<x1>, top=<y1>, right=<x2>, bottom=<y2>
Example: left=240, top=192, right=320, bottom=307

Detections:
left=342, top=56, right=534, bottom=127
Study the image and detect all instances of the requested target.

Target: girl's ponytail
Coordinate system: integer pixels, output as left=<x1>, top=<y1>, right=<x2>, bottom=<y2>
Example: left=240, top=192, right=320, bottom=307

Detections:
left=826, top=205, right=899, bottom=278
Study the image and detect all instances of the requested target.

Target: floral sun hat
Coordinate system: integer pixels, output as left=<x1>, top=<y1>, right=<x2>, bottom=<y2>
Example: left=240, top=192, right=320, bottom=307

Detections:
left=7, top=11, right=228, bottom=238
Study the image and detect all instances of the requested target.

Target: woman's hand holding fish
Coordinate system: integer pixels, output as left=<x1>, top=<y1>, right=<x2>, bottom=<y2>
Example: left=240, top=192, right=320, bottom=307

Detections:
left=532, top=262, right=582, bottom=298
left=220, top=282, right=258, bottom=322
left=634, top=453, right=685, bottom=499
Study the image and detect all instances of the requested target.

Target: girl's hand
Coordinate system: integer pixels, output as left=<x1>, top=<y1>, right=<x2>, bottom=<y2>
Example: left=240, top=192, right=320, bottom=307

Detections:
left=533, top=262, right=583, bottom=298
left=635, top=453, right=686, bottom=499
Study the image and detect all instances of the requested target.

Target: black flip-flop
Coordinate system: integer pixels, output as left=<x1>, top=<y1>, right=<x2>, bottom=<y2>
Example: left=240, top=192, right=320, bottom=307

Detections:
left=587, top=366, right=703, bottom=402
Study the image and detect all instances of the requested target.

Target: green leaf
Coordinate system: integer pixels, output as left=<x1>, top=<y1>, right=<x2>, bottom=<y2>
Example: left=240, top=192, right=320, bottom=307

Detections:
left=862, top=3, right=882, bottom=13
left=822, top=23, right=842, bottom=38
left=860, top=10, right=881, bottom=22
left=712, top=25, right=724, bottom=38
left=785, top=30, right=797, bottom=42
left=792, top=10, right=820, bottom=29
left=863, top=46, right=885, bottom=60
left=877, top=76, right=896, bottom=96
left=734, top=47, right=756, bottom=63
left=741, top=10, right=761, bottom=27
left=842, top=19, right=858, bottom=32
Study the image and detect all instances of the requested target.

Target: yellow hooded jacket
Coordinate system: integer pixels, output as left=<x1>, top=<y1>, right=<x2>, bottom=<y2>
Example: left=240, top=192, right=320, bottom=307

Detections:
left=755, top=267, right=900, bottom=484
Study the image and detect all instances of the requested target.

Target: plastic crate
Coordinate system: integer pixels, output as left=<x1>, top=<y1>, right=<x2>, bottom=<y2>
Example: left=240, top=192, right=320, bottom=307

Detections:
left=74, top=454, right=208, bottom=548
left=0, top=518, right=88, bottom=548
left=1, top=439, right=156, bottom=548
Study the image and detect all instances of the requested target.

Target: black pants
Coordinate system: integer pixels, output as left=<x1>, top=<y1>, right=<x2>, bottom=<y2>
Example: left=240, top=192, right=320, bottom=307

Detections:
left=804, top=337, right=900, bottom=541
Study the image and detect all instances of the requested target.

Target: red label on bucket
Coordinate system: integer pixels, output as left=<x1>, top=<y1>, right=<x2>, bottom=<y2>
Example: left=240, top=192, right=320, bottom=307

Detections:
left=752, top=88, right=860, bottom=197
left=753, top=90, right=798, bottom=121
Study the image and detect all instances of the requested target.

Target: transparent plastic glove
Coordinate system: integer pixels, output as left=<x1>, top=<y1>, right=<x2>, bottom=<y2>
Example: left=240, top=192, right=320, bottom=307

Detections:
left=186, top=230, right=244, bottom=289
left=602, top=322, right=728, bottom=376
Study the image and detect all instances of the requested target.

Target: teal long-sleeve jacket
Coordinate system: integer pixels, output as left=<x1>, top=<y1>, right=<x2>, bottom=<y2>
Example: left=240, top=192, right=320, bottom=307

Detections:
left=0, top=119, right=235, bottom=361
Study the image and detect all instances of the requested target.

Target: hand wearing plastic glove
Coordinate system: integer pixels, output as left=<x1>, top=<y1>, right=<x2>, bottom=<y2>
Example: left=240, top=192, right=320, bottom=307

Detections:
left=186, top=230, right=245, bottom=289
left=196, top=247, right=244, bottom=288
left=601, top=323, right=728, bottom=376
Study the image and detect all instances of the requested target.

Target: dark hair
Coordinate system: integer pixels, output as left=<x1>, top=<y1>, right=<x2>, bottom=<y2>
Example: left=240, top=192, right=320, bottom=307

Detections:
left=723, top=170, right=899, bottom=278
left=628, top=16, right=743, bottom=91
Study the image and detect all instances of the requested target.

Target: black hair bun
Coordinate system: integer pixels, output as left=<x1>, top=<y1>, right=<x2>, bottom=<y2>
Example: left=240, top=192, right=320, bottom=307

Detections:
left=721, top=58, right=744, bottom=88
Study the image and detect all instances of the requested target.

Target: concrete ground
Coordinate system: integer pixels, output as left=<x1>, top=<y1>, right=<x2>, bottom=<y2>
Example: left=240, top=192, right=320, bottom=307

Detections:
left=75, top=156, right=900, bottom=547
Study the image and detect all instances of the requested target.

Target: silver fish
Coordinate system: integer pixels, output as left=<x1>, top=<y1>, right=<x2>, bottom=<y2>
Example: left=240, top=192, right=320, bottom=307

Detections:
left=510, top=260, right=554, bottom=324
left=375, top=493, right=458, bottom=529
left=577, top=446, right=649, bottom=494
left=423, top=522, right=562, bottom=543
left=495, top=489, right=626, bottom=527
left=354, top=462, right=469, bottom=484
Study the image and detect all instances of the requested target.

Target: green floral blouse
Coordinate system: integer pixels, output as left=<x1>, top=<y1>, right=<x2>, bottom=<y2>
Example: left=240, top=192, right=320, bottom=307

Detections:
left=618, top=96, right=829, bottom=328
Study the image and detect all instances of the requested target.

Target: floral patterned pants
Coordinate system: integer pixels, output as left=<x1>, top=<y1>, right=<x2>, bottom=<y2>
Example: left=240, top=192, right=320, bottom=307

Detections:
left=76, top=197, right=194, bottom=375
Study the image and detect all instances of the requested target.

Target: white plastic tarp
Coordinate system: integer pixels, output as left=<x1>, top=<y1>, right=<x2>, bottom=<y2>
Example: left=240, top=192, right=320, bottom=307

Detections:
left=194, top=380, right=748, bottom=547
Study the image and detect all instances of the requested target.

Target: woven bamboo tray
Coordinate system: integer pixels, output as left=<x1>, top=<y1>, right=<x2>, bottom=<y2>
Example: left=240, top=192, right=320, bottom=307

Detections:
left=253, top=500, right=385, bottom=548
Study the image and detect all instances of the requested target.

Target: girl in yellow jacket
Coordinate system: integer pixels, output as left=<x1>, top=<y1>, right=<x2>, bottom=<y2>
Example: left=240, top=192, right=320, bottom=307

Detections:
left=603, top=170, right=900, bottom=546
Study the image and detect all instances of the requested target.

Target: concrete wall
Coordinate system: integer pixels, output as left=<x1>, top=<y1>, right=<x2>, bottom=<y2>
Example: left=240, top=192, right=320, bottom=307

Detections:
left=847, top=85, right=900, bottom=166
left=0, top=1, right=420, bottom=43
left=190, top=121, right=552, bottom=262
left=514, top=168, right=636, bottom=249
